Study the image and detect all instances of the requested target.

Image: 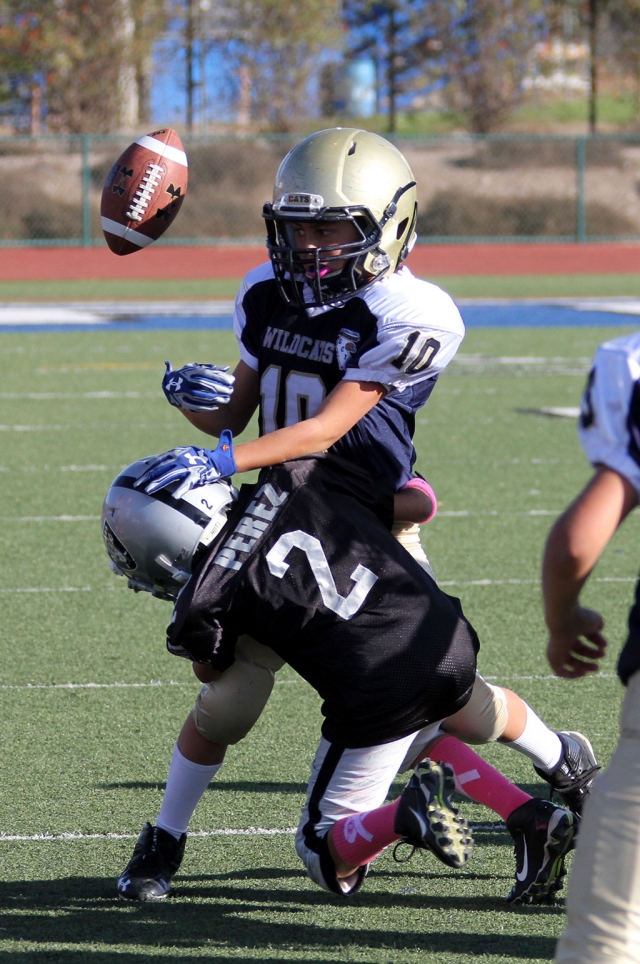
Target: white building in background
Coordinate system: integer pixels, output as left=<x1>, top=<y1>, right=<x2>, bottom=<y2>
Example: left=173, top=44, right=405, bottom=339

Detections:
left=524, top=39, right=589, bottom=94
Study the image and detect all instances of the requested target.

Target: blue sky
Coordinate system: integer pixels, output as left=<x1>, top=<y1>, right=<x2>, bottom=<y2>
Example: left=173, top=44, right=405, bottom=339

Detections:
left=150, top=42, right=376, bottom=128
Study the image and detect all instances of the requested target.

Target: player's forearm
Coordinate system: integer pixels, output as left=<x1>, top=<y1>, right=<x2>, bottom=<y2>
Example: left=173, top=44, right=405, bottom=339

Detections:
left=179, top=398, right=255, bottom=438
left=232, top=378, right=386, bottom=473
left=179, top=407, right=232, bottom=437
left=542, top=527, right=592, bottom=632
left=233, top=417, right=336, bottom=472
left=169, top=359, right=260, bottom=439
left=542, top=467, right=637, bottom=632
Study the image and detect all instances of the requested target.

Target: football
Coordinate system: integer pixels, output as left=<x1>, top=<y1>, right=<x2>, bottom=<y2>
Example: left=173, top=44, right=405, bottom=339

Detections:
left=101, top=128, right=188, bottom=255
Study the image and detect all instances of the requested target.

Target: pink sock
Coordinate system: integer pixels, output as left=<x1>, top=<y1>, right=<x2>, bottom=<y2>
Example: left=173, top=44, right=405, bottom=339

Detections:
left=431, top=735, right=530, bottom=821
left=331, top=798, right=401, bottom=868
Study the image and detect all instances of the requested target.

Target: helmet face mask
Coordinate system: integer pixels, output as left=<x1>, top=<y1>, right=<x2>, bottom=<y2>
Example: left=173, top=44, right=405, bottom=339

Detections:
left=102, top=455, right=237, bottom=601
left=263, top=128, right=417, bottom=309
left=266, top=209, right=381, bottom=307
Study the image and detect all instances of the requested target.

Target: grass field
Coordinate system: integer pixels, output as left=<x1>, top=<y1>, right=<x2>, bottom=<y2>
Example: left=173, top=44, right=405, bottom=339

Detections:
left=4, top=271, right=640, bottom=302
left=1, top=322, right=638, bottom=963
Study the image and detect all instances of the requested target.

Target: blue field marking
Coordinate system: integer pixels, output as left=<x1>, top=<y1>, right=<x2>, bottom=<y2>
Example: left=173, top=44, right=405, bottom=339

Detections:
left=0, top=301, right=236, bottom=333
left=0, top=298, right=640, bottom=332
left=459, top=299, right=640, bottom=328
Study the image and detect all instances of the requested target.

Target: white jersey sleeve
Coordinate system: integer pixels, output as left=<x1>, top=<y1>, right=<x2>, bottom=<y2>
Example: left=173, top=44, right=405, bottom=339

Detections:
left=233, top=262, right=275, bottom=371
left=341, top=267, right=464, bottom=391
left=578, top=331, right=640, bottom=496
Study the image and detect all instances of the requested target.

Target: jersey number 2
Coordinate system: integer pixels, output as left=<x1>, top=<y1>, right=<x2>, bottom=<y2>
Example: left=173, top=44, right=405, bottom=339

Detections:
left=265, top=530, right=378, bottom=620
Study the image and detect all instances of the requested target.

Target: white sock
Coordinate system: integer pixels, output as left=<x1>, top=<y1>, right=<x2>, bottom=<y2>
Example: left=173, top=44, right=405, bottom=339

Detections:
left=502, top=704, right=563, bottom=772
left=156, top=744, right=222, bottom=840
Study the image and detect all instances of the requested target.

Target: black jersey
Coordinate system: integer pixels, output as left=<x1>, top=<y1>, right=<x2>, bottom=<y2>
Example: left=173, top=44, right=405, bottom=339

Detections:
left=234, top=263, right=464, bottom=490
left=578, top=332, right=640, bottom=685
left=167, top=455, right=479, bottom=748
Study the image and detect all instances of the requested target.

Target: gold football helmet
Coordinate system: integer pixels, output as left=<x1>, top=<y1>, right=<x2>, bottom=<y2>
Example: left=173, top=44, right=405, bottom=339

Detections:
left=263, top=127, right=417, bottom=307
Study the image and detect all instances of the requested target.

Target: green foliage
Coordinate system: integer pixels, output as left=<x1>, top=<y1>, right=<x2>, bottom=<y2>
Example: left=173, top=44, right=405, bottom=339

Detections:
left=427, top=0, right=551, bottom=133
left=216, top=0, right=343, bottom=132
left=318, top=93, right=640, bottom=134
left=512, top=92, right=640, bottom=129
left=0, top=0, right=166, bottom=133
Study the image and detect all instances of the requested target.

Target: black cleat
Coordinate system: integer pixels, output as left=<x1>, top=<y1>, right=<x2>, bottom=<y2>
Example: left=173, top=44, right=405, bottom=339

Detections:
left=117, top=823, right=186, bottom=901
left=394, top=760, right=473, bottom=869
left=506, top=798, right=576, bottom=905
left=534, top=730, right=600, bottom=817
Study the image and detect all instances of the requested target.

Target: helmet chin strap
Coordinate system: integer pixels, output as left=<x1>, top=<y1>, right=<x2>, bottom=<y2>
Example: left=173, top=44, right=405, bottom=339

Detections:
left=379, top=180, right=417, bottom=228
left=154, top=553, right=190, bottom=582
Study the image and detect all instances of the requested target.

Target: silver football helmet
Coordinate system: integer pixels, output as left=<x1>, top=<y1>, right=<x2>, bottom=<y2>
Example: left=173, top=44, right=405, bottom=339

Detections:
left=101, top=454, right=237, bottom=601
left=263, top=127, right=418, bottom=308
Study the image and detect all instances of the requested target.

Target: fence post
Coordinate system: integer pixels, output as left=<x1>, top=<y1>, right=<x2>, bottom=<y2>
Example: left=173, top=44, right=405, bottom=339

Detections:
left=576, top=137, right=587, bottom=242
left=81, top=134, right=92, bottom=247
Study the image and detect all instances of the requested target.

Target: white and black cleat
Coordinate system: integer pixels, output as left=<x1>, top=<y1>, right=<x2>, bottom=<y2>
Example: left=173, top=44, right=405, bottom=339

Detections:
left=506, top=798, right=576, bottom=905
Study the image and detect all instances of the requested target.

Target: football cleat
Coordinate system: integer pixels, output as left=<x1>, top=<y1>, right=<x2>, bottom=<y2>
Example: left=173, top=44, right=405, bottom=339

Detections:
left=534, top=730, right=600, bottom=816
left=394, top=760, right=473, bottom=869
left=506, top=798, right=576, bottom=905
left=117, top=823, right=186, bottom=901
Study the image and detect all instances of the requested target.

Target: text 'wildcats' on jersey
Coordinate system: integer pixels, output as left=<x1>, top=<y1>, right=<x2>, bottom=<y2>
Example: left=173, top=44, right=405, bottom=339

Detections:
left=233, top=262, right=465, bottom=489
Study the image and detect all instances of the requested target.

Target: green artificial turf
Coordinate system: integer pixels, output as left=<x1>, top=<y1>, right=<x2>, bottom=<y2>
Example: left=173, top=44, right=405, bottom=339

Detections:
left=0, top=324, right=636, bottom=961
left=2, top=272, right=640, bottom=302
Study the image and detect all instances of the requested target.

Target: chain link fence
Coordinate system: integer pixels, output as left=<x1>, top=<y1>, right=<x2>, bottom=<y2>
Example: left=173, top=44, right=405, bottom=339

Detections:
left=3, top=132, right=640, bottom=245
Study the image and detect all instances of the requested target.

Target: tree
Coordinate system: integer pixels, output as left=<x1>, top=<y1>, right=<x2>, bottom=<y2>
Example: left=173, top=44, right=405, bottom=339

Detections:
left=342, top=0, right=440, bottom=133
left=160, top=0, right=343, bottom=133
left=225, top=0, right=343, bottom=132
left=430, top=0, right=550, bottom=133
left=342, top=0, right=550, bottom=134
left=603, top=0, right=640, bottom=123
left=0, top=0, right=166, bottom=133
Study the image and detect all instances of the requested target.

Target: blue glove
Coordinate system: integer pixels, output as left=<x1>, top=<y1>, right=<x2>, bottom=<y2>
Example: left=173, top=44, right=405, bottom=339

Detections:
left=162, top=361, right=235, bottom=412
left=134, top=430, right=237, bottom=499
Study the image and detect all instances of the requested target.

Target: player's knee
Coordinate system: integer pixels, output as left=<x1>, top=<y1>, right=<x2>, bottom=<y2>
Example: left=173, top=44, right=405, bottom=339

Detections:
left=295, top=828, right=366, bottom=897
left=441, top=680, right=508, bottom=744
left=193, top=659, right=276, bottom=745
left=235, top=635, right=286, bottom=673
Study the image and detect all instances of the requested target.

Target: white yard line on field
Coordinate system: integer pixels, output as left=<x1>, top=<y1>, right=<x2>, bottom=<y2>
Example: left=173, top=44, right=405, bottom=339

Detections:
left=0, top=673, right=618, bottom=693
left=0, top=828, right=298, bottom=841
left=0, top=515, right=102, bottom=521
left=0, top=822, right=505, bottom=843
left=0, top=392, right=154, bottom=399
left=1, top=575, right=635, bottom=595
left=0, top=679, right=305, bottom=690
left=0, top=301, right=236, bottom=327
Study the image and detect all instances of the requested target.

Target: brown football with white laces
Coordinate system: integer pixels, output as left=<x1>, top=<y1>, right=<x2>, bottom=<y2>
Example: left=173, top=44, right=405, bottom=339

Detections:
left=101, top=128, right=188, bottom=255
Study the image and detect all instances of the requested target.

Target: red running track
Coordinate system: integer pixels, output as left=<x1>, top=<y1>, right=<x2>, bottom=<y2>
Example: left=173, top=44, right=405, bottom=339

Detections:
left=0, top=242, right=639, bottom=281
